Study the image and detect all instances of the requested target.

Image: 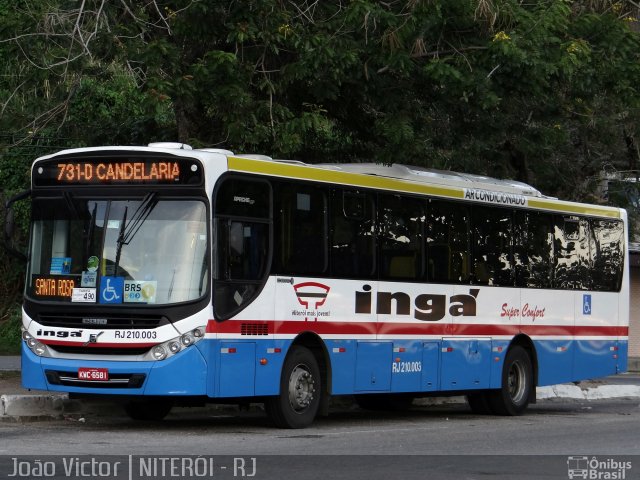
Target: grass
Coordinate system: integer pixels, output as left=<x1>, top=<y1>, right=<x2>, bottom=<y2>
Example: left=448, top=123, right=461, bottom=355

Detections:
left=0, top=306, right=21, bottom=355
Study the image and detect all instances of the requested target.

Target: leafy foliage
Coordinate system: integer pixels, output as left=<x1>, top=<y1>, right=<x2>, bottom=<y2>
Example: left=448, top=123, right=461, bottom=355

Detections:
left=0, top=0, right=639, bottom=319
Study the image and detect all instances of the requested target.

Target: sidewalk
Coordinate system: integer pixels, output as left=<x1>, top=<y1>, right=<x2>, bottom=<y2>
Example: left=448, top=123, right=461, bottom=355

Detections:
left=0, top=356, right=20, bottom=372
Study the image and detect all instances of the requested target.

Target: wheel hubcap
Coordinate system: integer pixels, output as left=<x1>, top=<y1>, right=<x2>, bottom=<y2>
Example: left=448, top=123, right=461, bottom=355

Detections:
left=288, top=364, right=315, bottom=412
left=508, top=360, right=527, bottom=404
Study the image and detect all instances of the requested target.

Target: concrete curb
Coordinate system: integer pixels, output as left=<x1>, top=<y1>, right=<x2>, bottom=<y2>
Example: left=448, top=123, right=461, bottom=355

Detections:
left=2, top=384, right=639, bottom=421
left=536, top=384, right=640, bottom=401
left=1, top=394, right=77, bottom=420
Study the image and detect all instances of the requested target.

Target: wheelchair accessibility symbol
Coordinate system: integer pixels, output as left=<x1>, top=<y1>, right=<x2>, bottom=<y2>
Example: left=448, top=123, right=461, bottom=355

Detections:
left=583, top=294, right=592, bottom=315
left=100, top=277, right=124, bottom=304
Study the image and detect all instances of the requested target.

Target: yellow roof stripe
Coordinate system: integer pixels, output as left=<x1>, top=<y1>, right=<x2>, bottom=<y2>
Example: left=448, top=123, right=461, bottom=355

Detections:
left=528, top=198, right=620, bottom=218
left=228, top=156, right=621, bottom=219
left=228, top=156, right=464, bottom=199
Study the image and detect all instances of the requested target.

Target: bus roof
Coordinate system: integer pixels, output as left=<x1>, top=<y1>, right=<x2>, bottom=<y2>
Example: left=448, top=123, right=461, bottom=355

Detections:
left=32, top=144, right=623, bottom=219
left=228, top=154, right=623, bottom=219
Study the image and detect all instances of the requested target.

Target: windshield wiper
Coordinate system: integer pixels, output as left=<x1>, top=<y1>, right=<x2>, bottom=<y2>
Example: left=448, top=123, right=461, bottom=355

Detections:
left=63, top=191, right=80, bottom=220
left=114, top=192, right=158, bottom=274
left=84, top=202, right=98, bottom=264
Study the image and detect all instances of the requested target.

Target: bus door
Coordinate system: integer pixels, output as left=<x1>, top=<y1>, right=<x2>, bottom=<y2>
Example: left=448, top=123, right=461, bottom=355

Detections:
left=213, top=177, right=271, bottom=397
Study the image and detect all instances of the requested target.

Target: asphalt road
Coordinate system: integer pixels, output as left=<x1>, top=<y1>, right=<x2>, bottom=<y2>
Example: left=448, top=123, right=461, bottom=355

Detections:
left=2, top=355, right=639, bottom=480
left=1, top=399, right=638, bottom=479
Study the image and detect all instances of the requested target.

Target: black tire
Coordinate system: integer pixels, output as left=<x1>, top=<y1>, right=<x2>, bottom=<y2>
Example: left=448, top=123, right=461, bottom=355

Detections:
left=355, top=394, right=414, bottom=411
left=466, top=392, right=494, bottom=415
left=265, top=346, right=322, bottom=428
left=488, top=345, right=533, bottom=416
left=124, top=399, right=173, bottom=421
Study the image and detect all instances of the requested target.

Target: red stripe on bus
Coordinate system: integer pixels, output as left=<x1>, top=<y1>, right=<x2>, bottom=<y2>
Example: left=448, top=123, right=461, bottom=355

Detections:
left=206, top=320, right=628, bottom=338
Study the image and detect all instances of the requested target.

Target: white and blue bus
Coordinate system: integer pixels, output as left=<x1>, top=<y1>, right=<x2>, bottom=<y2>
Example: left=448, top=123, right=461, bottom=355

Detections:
left=11, top=142, right=628, bottom=428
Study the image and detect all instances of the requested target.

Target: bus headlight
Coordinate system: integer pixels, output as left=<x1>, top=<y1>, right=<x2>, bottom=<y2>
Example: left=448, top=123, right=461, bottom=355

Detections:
left=22, top=328, right=51, bottom=357
left=152, top=345, right=167, bottom=361
left=180, top=333, right=194, bottom=347
left=168, top=341, right=181, bottom=354
left=144, top=326, right=206, bottom=362
left=193, top=327, right=204, bottom=339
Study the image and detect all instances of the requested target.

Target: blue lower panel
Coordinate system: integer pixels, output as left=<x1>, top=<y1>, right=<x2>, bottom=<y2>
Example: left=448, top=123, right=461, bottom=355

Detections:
left=355, top=342, right=392, bottom=392
left=535, top=340, right=574, bottom=386
left=21, top=344, right=47, bottom=391
left=23, top=336, right=629, bottom=399
left=573, top=339, right=617, bottom=381
left=209, top=339, right=290, bottom=398
left=144, top=347, right=208, bottom=395
left=390, top=341, right=423, bottom=392
left=421, top=342, right=440, bottom=391
left=255, top=340, right=288, bottom=396
left=441, top=338, right=491, bottom=391
left=22, top=343, right=208, bottom=396
left=326, top=340, right=357, bottom=394
left=218, top=342, right=256, bottom=397
left=489, top=340, right=509, bottom=389
left=617, top=341, right=628, bottom=374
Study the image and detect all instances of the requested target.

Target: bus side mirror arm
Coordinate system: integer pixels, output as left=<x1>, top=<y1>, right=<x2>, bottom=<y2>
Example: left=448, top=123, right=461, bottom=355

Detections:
left=3, top=189, right=30, bottom=262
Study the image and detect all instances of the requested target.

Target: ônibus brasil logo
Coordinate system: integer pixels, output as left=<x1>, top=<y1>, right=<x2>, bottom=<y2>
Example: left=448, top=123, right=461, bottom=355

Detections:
left=292, top=282, right=330, bottom=321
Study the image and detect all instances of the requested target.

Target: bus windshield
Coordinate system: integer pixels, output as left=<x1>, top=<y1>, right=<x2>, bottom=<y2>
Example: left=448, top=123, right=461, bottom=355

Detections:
left=27, top=196, right=208, bottom=305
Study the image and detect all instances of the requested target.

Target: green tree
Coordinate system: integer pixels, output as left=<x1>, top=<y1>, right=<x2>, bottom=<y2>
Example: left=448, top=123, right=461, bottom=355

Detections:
left=0, top=1, right=639, bottom=321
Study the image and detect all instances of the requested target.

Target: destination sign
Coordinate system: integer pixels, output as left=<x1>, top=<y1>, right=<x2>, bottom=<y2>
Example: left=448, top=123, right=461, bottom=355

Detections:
left=31, top=275, right=76, bottom=301
left=33, top=157, right=203, bottom=186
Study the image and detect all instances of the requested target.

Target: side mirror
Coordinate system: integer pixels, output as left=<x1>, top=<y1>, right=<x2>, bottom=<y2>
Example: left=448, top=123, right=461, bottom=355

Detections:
left=3, top=189, right=30, bottom=262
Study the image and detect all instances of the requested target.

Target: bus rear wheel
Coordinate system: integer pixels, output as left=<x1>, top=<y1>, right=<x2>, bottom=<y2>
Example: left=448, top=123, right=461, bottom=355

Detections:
left=124, top=399, right=173, bottom=421
left=488, top=345, right=533, bottom=416
left=265, top=346, right=322, bottom=429
left=466, top=392, right=494, bottom=415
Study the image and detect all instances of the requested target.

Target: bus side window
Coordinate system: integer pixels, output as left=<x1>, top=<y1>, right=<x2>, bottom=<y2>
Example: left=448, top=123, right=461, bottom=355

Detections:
left=330, top=190, right=376, bottom=278
left=514, top=211, right=553, bottom=288
left=554, top=217, right=591, bottom=290
left=273, top=183, right=328, bottom=275
left=379, top=195, right=424, bottom=280
left=591, top=219, right=624, bottom=291
left=471, top=206, right=513, bottom=286
left=426, top=200, right=470, bottom=284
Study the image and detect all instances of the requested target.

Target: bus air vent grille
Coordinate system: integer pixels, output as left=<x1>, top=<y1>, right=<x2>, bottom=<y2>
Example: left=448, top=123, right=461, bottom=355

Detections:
left=38, top=313, right=169, bottom=329
left=240, top=323, right=269, bottom=336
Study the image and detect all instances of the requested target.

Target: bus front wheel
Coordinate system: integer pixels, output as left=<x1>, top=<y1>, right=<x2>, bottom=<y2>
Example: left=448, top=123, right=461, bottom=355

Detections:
left=488, top=345, right=533, bottom=416
left=265, top=346, right=322, bottom=429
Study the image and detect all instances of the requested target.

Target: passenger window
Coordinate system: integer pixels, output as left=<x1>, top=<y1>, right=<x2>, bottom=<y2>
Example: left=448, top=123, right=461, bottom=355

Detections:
left=379, top=195, right=424, bottom=280
left=471, top=206, right=513, bottom=286
left=330, top=190, right=375, bottom=278
left=426, top=200, right=470, bottom=284
left=514, top=212, right=554, bottom=288
left=554, top=217, right=591, bottom=290
left=273, top=183, right=327, bottom=275
left=591, top=219, right=624, bottom=291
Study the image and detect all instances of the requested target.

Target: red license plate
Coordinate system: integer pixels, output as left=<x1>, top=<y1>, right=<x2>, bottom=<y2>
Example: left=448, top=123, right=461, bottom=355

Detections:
left=78, top=367, right=109, bottom=381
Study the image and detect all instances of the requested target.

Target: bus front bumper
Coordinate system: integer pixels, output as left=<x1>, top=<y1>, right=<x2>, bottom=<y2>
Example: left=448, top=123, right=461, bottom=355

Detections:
left=21, top=342, right=208, bottom=396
